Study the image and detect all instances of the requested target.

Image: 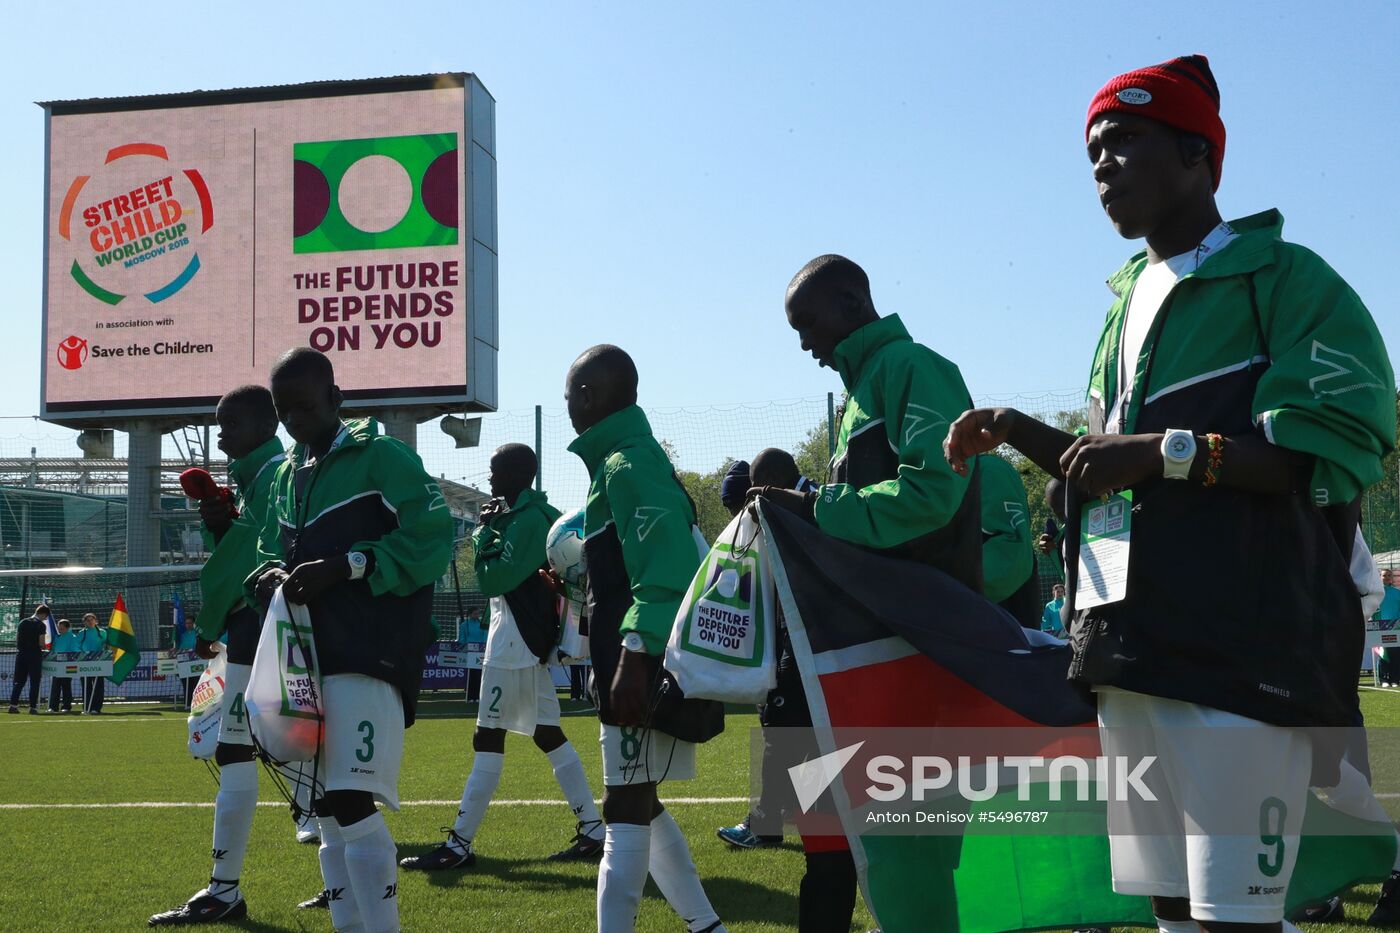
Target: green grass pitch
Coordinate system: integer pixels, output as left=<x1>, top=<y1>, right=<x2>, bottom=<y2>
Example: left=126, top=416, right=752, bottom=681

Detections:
left=1, top=685, right=1396, bottom=932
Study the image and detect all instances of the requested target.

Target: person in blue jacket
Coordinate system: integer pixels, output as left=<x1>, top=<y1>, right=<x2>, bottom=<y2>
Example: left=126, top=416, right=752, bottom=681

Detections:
left=47, top=618, right=79, bottom=712
left=73, top=612, right=107, bottom=714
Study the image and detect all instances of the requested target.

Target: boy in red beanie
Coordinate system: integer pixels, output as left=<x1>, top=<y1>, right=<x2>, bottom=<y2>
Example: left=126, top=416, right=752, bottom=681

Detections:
left=946, top=54, right=1397, bottom=933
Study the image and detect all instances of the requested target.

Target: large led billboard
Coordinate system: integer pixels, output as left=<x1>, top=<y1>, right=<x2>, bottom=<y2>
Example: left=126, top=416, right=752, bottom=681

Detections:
left=40, top=73, right=498, bottom=424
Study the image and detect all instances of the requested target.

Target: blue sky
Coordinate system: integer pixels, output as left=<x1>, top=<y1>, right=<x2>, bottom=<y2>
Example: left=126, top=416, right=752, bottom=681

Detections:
left=1, top=0, right=1396, bottom=454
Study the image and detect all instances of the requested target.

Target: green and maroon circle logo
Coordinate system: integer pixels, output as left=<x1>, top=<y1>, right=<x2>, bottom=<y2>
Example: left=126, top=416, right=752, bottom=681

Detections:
left=58, top=142, right=214, bottom=305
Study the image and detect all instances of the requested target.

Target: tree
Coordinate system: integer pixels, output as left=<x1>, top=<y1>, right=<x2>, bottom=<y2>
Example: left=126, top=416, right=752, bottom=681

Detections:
left=793, top=418, right=834, bottom=484
left=1362, top=392, right=1400, bottom=557
left=450, top=534, right=478, bottom=593
left=1000, top=407, right=1087, bottom=585
left=676, top=460, right=734, bottom=545
left=667, top=408, right=842, bottom=543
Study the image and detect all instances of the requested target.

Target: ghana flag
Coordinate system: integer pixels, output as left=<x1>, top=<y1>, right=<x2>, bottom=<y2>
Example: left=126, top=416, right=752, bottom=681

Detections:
left=106, top=593, right=140, bottom=685
left=756, top=503, right=1396, bottom=933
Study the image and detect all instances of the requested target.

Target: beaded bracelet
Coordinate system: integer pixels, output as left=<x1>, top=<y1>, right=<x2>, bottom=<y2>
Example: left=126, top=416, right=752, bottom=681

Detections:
left=1202, top=433, right=1224, bottom=487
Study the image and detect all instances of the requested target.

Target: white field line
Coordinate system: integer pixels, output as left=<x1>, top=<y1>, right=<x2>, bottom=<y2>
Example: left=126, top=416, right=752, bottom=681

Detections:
left=0, top=797, right=750, bottom=811
left=1, top=794, right=1395, bottom=812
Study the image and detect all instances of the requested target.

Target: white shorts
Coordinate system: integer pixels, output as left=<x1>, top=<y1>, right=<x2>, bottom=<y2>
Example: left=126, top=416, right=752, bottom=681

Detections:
left=477, top=664, right=560, bottom=736
left=320, top=674, right=405, bottom=811
left=599, top=722, right=697, bottom=787
left=217, top=662, right=252, bottom=746
left=1097, top=688, right=1311, bottom=923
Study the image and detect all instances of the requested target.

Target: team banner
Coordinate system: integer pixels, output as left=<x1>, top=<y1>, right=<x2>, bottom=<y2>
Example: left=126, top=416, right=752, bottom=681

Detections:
left=756, top=503, right=1397, bottom=933
left=40, top=654, right=113, bottom=677
left=42, top=74, right=498, bottom=420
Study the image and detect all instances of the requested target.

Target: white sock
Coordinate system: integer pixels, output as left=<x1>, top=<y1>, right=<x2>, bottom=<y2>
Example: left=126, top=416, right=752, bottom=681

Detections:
left=318, top=818, right=365, bottom=933
left=649, top=810, right=723, bottom=932
left=451, top=751, right=503, bottom=852
left=342, top=811, right=399, bottom=933
left=546, top=741, right=603, bottom=839
left=1282, top=922, right=1304, bottom=933
left=598, top=823, right=651, bottom=933
left=209, top=761, right=258, bottom=902
left=294, top=764, right=315, bottom=824
left=1155, top=919, right=1202, bottom=933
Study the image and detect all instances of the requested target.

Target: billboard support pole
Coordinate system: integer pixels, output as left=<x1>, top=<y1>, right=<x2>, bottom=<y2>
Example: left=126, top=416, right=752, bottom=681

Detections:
left=534, top=406, right=542, bottom=492
left=125, top=423, right=162, bottom=650
left=378, top=411, right=417, bottom=451
left=827, top=392, right=836, bottom=464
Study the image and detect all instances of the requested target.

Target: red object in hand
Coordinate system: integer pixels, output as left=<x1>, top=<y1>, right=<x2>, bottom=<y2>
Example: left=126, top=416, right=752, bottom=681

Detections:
left=180, top=468, right=238, bottom=519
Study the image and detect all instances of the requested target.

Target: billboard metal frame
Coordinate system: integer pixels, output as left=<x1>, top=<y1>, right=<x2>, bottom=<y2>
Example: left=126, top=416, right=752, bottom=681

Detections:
left=38, top=73, right=498, bottom=428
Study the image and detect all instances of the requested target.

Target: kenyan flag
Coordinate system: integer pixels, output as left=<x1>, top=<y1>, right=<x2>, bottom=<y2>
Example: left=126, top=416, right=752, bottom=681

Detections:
left=757, top=504, right=1397, bottom=933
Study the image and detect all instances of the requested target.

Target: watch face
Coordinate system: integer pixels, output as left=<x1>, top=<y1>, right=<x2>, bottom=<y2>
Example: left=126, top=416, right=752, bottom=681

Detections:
left=1167, top=434, right=1193, bottom=459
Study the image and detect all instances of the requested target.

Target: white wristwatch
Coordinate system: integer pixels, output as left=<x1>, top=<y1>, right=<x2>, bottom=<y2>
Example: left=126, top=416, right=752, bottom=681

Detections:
left=1161, top=429, right=1197, bottom=481
left=621, top=632, right=646, bottom=654
left=346, top=551, right=369, bottom=580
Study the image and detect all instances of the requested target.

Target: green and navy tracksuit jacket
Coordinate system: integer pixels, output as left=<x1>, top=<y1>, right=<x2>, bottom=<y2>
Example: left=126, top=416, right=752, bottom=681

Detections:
left=472, top=486, right=562, bottom=664
left=196, top=436, right=285, bottom=643
left=247, top=419, right=454, bottom=726
left=1073, top=209, right=1395, bottom=727
left=817, top=314, right=983, bottom=591
left=568, top=405, right=702, bottom=725
left=977, top=453, right=1035, bottom=605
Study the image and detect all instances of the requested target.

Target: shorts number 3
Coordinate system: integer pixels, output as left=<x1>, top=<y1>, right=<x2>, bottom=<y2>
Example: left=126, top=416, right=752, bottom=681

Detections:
left=356, top=720, right=375, bottom=762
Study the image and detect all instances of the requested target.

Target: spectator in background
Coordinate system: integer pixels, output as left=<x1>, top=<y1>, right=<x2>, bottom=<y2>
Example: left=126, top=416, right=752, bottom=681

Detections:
left=717, top=449, right=811, bottom=851
left=75, top=612, right=106, bottom=714
left=175, top=615, right=199, bottom=651
left=175, top=615, right=199, bottom=708
left=457, top=606, right=485, bottom=643
left=720, top=460, right=751, bottom=518
left=1376, top=569, right=1400, bottom=688
left=1036, top=477, right=1068, bottom=575
left=7, top=605, right=49, bottom=714
left=567, top=657, right=588, bottom=703
left=1041, top=584, right=1067, bottom=638
left=458, top=606, right=486, bottom=703
left=47, top=618, right=77, bottom=713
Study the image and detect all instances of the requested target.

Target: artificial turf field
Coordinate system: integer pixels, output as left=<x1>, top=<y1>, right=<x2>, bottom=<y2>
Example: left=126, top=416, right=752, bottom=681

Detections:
left=2, top=685, right=1397, bottom=933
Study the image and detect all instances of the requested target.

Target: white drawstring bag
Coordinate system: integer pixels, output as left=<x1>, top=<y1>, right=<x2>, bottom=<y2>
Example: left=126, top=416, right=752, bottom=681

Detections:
left=664, top=510, right=777, bottom=704
left=245, top=587, right=323, bottom=763
left=558, top=589, right=590, bottom=663
left=187, top=645, right=227, bottom=760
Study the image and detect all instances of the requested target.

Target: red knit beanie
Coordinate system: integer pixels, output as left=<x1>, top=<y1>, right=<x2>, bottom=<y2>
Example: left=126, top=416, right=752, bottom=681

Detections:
left=1086, top=54, right=1225, bottom=191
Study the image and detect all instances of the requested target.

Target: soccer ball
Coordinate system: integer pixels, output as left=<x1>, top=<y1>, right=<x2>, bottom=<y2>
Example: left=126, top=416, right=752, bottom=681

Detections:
left=546, top=508, right=588, bottom=588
